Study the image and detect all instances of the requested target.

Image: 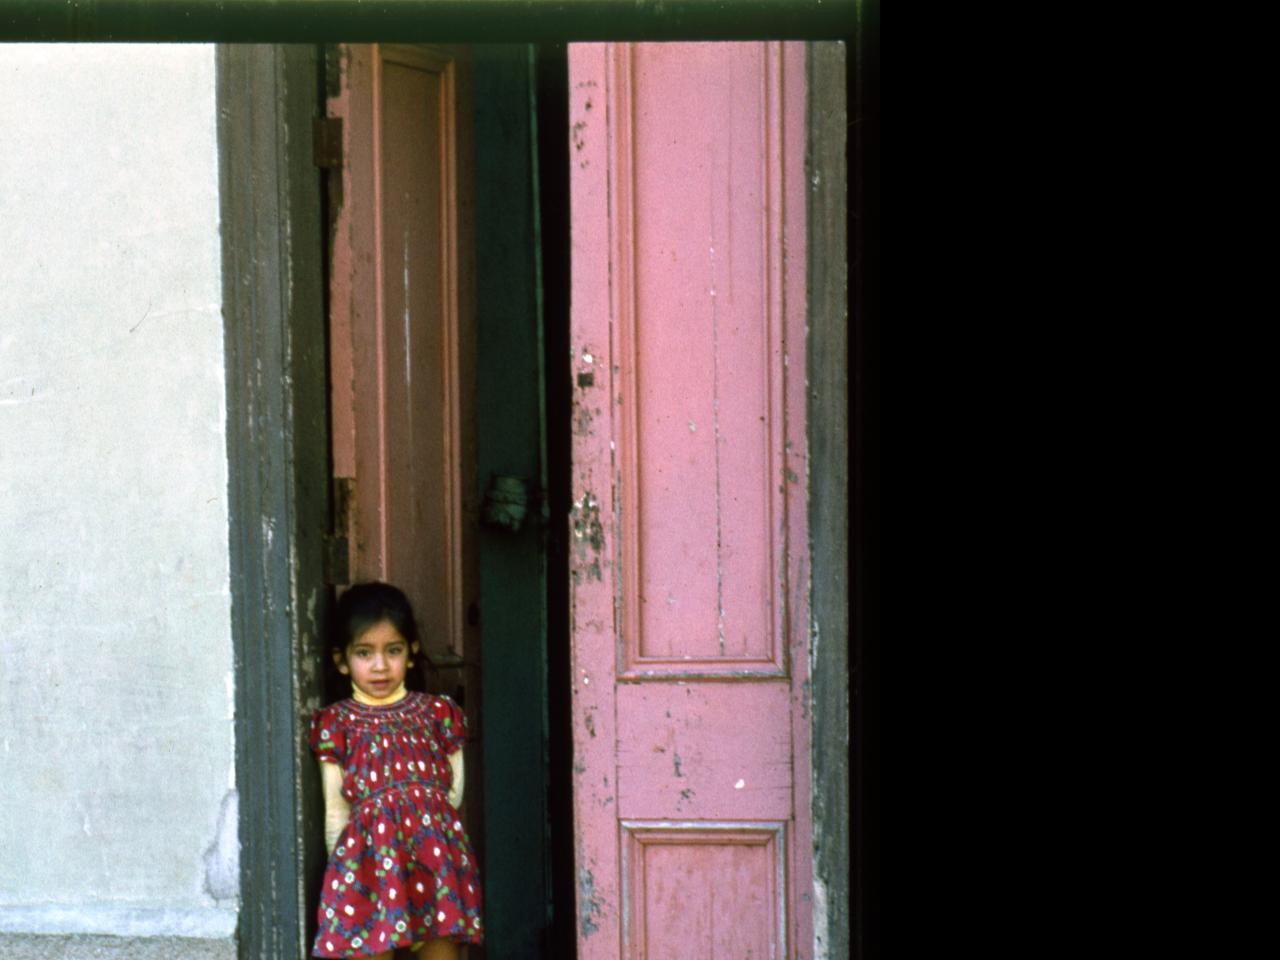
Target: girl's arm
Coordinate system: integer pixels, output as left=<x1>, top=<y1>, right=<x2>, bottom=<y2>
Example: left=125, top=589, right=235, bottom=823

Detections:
left=447, top=748, right=465, bottom=808
left=320, top=761, right=351, bottom=855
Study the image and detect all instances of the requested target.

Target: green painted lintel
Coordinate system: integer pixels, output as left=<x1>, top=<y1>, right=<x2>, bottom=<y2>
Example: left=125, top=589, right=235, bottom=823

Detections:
left=0, top=0, right=854, bottom=42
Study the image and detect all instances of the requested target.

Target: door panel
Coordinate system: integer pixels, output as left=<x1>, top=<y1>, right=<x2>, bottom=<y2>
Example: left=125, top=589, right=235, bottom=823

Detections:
left=569, top=42, right=811, bottom=959
left=620, top=42, right=788, bottom=677
left=622, top=823, right=786, bottom=959
left=616, top=683, right=794, bottom=820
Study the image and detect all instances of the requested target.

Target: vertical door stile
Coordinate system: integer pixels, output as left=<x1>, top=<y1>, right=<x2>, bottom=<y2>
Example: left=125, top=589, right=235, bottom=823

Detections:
left=567, top=41, right=624, bottom=957
left=781, top=40, right=814, bottom=959
left=326, top=44, right=361, bottom=579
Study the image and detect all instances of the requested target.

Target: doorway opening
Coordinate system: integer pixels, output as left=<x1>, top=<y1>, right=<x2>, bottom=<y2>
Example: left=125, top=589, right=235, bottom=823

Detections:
left=315, top=43, right=575, bottom=960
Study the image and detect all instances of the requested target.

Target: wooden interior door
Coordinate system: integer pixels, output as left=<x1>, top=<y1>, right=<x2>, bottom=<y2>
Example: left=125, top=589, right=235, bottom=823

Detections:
left=568, top=42, right=812, bottom=958
left=325, top=39, right=483, bottom=902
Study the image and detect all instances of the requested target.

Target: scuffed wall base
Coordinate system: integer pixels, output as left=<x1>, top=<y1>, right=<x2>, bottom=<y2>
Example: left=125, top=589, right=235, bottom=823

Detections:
left=0, top=934, right=235, bottom=960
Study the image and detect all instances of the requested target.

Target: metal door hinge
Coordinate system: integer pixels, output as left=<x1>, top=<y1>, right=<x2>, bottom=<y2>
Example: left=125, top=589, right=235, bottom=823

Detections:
left=313, top=117, right=343, bottom=169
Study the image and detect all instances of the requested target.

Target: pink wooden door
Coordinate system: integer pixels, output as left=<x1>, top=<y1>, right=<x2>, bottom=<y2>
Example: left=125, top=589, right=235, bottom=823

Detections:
left=327, top=43, right=478, bottom=670
left=568, top=42, right=812, bottom=959
left=325, top=42, right=483, bottom=845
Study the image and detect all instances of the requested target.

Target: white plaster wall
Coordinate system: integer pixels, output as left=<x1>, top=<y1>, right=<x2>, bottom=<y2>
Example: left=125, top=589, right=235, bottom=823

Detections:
left=0, top=46, right=236, bottom=941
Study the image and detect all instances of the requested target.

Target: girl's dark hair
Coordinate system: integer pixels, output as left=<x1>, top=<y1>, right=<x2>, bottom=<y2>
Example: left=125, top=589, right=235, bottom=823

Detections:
left=333, top=581, right=419, bottom=651
left=328, top=581, right=440, bottom=699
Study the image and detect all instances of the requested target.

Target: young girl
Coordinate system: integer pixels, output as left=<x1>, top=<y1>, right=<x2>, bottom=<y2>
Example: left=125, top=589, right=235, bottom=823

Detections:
left=309, top=581, right=483, bottom=959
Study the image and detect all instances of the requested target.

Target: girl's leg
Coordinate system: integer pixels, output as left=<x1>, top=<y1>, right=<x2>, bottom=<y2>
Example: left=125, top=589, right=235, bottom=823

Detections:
left=412, top=939, right=459, bottom=960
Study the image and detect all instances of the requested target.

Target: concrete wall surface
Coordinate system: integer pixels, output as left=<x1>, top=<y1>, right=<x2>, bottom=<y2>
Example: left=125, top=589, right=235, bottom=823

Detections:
left=0, top=934, right=235, bottom=960
left=0, top=45, right=237, bottom=950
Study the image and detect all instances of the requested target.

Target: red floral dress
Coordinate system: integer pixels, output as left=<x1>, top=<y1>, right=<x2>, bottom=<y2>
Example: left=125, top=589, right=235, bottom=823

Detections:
left=309, top=692, right=483, bottom=956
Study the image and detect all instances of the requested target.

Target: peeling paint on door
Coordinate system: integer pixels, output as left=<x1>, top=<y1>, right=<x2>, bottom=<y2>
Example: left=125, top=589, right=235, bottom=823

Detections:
left=571, top=492, right=604, bottom=583
left=579, top=866, right=604, bottom=937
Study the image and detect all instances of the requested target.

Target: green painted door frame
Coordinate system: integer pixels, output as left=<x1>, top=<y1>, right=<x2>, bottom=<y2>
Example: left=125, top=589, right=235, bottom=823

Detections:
left=217, top=45, right=331, bottom=960
left=473, top=44, right=556, bottom=958
left=201, top=11, right=861, bottom=959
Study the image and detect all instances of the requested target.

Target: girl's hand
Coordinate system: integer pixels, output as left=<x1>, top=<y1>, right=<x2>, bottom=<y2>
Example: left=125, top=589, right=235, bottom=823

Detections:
left=447, top=748, right=465, bottom=808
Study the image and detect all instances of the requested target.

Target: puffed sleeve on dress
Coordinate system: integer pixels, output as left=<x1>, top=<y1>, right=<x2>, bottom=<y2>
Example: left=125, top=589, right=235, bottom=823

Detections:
left=309, top=705, right=346, bottom=765
left=432, top=694, right=468, bottom=756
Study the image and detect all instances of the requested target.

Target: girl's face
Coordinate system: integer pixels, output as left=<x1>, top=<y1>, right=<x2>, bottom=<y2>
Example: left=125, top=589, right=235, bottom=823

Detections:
left=333, top=619, right=416, bottom=699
